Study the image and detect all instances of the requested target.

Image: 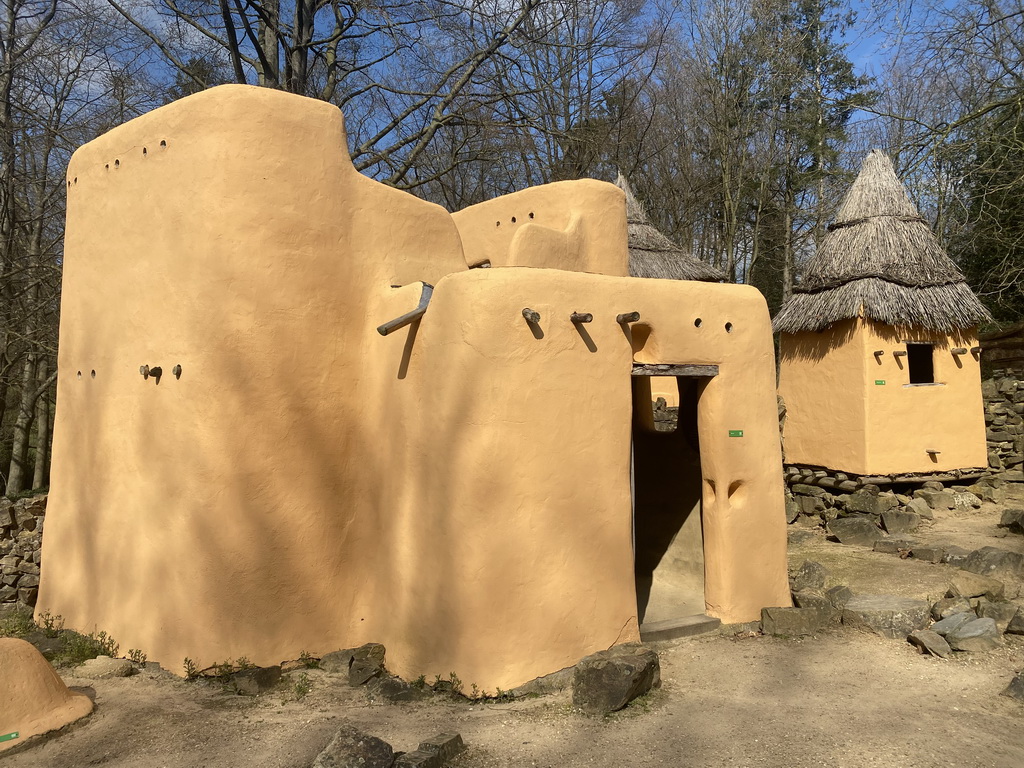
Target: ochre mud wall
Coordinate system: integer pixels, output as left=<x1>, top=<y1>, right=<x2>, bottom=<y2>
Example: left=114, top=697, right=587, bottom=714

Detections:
left=780, top=318, right=987, bottom=475
left=39, top=85, right=789, bottom=692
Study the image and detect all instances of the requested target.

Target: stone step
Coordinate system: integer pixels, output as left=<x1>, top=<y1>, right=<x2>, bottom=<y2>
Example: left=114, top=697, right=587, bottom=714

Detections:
left=640, top=613, right=721, bottom=642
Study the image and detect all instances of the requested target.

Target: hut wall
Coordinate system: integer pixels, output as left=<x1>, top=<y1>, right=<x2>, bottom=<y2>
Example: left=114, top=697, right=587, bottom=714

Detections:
left=38, top=85, right=789, bottom=693
left=861, top=320, right=987, bottom=474
left=451, top=182, right=629, bottom=276
left=778, top=318, right=869, bottom=472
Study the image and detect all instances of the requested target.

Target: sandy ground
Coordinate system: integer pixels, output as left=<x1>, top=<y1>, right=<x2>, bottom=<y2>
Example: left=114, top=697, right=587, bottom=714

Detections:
left=6, top=630, right=1024, bottom=768
left=6, top=487, right=1024, bottom=768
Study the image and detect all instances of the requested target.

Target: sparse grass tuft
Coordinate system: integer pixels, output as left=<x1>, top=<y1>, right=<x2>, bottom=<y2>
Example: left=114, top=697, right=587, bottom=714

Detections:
left=58, top=629, right=119, bottom=666
left=293, top=672, right=312, bottom=699
left=0, top=606, right=36, bottom=637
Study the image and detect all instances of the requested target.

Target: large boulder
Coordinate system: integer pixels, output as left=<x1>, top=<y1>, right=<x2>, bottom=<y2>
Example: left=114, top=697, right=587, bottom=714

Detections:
left=572, top=643, right=660, bottom=714
left=312, top=725, right=395, bottom=768
left=841, top=595, right=930, bottom=638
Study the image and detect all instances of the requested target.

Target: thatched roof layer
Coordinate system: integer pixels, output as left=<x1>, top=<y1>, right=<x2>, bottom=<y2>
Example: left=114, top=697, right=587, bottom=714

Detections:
left=773, top=150, right=991, bottom=334
left=616, top=174, right=723, bottom=283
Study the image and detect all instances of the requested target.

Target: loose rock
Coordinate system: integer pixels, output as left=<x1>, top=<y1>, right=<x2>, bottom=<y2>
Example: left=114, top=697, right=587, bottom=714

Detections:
left=931, top=612, right=975, bottom=637
left=962, top=547, right=1024, bottom=582
left=841, top=595, right=930, bottom=639
left=945, top=617, right=1002, bottom=652
left=912, top=545, right=945, bottom=564
left=827, top=517, right=884, bottom=547
left=947, top=571, right=1005, bottom=601
left=572, top=643, right=660, bottom=715
left=1006, top=608, right=1024, bottom=635
left=313, top=725, right=395, bottom=768
left=789, top=560, right=829, bottom=592
left=907, top=629, right=951, bottom=659
left=232, top=665, right=282, bottom=695
left=761, top=606, right=831, bottom=636
left=881, top=511, right=920, bottom=535
left=931, top=597, right=972, bottom=621
left=1002, top=672, right=1024, bottom=701
left=75, top=655, right=134, bottom=679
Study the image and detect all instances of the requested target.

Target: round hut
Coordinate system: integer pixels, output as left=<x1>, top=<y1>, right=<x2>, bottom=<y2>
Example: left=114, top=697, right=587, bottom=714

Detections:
left=774, top=149, right=991, bottom=478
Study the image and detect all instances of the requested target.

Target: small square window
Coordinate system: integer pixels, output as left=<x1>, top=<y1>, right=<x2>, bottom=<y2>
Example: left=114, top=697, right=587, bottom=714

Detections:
left=907, top=343, right=934, bottom=384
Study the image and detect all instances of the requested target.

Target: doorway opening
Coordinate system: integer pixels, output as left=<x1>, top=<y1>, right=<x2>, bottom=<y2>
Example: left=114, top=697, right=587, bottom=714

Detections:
left=631, top=366, right=713, bottom=627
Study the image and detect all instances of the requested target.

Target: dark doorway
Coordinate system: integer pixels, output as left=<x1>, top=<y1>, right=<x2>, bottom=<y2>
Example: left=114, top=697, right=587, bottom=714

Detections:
left=631, top=372, right=708, bottom=625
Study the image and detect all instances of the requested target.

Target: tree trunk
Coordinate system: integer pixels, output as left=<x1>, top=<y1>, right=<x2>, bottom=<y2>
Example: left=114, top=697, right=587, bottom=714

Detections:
left=31, top=357, right=50, bottom=490
left=5, top=351, right=37, bottom=495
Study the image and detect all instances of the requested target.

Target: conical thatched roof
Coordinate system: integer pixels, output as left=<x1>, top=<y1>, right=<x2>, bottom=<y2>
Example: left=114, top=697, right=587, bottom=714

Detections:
left=773, top=150, right=991, bottom=334
left=616, top=174, right=724, bottom=282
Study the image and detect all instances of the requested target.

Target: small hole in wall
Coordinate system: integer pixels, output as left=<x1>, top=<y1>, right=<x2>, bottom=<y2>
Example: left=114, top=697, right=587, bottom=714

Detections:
left=160, top=140, right=167, bottom=147
left=76, top=371, right=82, bottom=379
left=142, top=147, right=147, bottom=155
left=114, top=159, right=120, bottom=167
left=511, top=216, right=517, bottom=223
left=73, top=177, right=77, bottom=184
left=90, top=370, right=96, bottom=378
left=495, top=221, right=500, bottom=227
left=694, top=318, right=702, bottom=327
left=104, top=164, right=109, bottom=170
left=529, top=212, right=534, bottom=219
left=725, top=322, right=733, bottom=333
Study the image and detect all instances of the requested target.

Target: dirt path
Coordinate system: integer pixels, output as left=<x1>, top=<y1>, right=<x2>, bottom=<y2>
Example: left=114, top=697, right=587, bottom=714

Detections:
left=6, top=627, right=1024, bottom=768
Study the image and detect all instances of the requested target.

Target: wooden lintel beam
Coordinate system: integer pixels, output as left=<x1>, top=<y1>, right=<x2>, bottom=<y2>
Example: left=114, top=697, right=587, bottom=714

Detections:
left=631, top=363, right=719, bottom=377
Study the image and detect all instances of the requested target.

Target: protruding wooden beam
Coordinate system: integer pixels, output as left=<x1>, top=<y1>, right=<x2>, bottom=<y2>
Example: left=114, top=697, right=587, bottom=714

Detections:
left=616, top=311, right=641, bottom=324
left=631, top=363, right=719, bottom=377
left=570, top=312, right=593, bottom=323
left=522, top=308, right=541, bottom=324
left=951, top=347, right=968, bottom=355
left=377, top=283, right=434, bottom=336
left=893, top=350, right=907, bottom=357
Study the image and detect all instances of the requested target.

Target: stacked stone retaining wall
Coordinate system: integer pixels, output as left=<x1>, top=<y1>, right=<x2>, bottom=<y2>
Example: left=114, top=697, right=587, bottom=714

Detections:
left=0, top=494, right=45, bottom=608
left=984, top=370, right=1024, bottom=481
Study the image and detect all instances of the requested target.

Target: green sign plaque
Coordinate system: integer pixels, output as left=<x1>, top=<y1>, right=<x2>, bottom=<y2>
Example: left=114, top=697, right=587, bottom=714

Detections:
left=875, top=380, right=886, bottom=385
left=0, top=732, right=19, bottom=743
left=728, top=430, right=743, bottom=437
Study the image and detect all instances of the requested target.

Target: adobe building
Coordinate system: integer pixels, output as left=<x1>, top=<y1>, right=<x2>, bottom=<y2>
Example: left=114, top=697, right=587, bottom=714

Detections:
left=774, top=150, right=991, bottom=481
left=37, top=85, right=789, bottom=693
left=615, top=173, right=723, bottom=412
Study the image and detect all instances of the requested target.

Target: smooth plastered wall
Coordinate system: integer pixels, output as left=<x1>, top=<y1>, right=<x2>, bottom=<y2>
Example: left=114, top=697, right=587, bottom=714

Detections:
left=779, top=318, right=987, bottom=475
left=779, top=319, right=868, bottom=472
left=39, top=85, right=789, bottom=693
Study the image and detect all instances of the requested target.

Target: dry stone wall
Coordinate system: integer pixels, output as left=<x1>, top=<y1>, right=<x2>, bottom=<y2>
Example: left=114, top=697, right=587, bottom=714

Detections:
left=984, top=370, right=1024, bottom=481
left=0, top=494, right=45, bottom=608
